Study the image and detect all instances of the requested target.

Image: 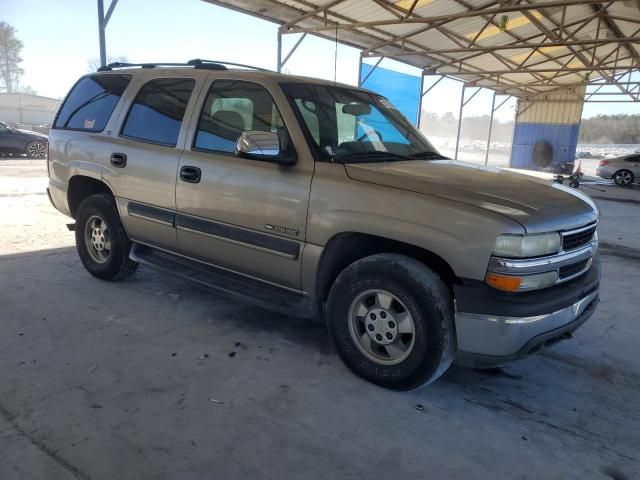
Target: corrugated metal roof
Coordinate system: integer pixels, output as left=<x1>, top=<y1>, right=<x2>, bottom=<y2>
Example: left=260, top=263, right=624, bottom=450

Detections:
left=203, top=0, right=640, bottom=100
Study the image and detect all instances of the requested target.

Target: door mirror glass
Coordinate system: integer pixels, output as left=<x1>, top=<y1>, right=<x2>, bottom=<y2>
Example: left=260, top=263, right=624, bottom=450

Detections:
left=236, top=131, right=294, bottom=165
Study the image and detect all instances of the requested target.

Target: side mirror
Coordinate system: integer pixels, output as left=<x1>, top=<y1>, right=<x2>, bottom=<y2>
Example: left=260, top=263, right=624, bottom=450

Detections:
left=235, top=130, right=296, bottom=165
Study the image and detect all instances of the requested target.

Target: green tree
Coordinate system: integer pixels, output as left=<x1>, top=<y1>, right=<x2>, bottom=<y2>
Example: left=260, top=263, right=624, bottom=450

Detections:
left=0, top=22, right=24, bottom=93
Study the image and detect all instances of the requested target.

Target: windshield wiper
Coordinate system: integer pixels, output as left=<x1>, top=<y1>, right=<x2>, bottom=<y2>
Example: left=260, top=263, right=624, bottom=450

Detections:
left=408, top=151, right=450, bottom=160
left=336, top=151, right=410, bottom=162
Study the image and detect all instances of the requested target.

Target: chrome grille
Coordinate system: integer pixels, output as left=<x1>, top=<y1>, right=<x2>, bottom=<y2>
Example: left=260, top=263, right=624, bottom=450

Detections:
left=562, top=224, right=597, bottom=252
left=559, top=258, right=591, bottom=280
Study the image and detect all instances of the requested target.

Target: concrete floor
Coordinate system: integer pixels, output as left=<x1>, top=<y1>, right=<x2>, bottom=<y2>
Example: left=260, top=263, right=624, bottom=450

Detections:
left=1, top=160, right=639, bottom=480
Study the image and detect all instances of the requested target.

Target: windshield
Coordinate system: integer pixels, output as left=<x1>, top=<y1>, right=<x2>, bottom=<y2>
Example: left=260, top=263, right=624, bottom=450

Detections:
left=281, top=83, right=444, bottom=163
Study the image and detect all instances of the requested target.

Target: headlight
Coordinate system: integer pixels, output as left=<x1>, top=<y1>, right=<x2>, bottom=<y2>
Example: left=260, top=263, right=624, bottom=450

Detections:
left=486, top=271, right=558, bottom=292
left=492, top=232, right=561, bottom=258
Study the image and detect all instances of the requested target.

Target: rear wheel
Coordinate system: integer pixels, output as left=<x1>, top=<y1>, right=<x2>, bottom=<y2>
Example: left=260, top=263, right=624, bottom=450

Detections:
left=613, top=169, right=634, bottom=186
left=25, top=141, right=47, bottom=158
left=326, top=254, right=456, bottom=390
left=75, top=194, right=138, bottom=280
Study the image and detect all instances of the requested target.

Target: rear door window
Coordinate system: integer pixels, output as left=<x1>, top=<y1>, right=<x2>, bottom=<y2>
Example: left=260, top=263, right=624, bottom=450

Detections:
left=121, top=78, right=195, bottom=147
left=54, top=74, right=131, bottom=132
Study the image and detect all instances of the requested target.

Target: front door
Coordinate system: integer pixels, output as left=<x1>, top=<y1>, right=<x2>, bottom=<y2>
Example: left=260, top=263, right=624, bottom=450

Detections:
left=175, top=78, right=313, bottom=290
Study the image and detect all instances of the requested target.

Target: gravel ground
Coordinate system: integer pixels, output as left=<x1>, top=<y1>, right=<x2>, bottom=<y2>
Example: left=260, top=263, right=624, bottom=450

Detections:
left=1, top=160, right=639, bottom=480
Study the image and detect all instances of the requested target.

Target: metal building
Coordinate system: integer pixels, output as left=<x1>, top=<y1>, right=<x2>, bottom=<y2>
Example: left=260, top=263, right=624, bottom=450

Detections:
left=0, top=93, right=61, bottom=127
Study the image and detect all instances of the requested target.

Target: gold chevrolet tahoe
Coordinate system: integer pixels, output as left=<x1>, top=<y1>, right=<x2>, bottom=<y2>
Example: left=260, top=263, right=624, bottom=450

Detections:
left=47, top=60, right=600, bottom=390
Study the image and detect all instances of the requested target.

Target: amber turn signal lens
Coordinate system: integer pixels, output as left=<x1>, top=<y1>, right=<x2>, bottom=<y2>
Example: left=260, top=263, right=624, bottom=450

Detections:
left=485, top=272, right=522, bottom=292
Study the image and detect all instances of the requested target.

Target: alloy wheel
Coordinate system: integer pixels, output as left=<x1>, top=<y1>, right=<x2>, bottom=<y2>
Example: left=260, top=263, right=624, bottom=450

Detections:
left=348, top=289, right=416, bottom=365
left=84, top=215, right=111, bottom=263
left=27, top=142, right=47, bottom=158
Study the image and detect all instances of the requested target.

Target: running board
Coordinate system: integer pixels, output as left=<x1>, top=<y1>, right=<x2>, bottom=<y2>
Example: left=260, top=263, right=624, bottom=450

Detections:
left=130, top=243, right=321, bottom=319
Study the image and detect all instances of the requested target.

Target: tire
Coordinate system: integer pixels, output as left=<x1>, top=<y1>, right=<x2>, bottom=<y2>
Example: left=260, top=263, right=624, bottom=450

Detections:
left=25, top=140, right=47, bottom=158
left=326, top=253, right=456, bottom=390
left=569, top=180, right=579, bottom=188
left=613, top=169, right=634, bottom=186
left=75, top=194, right=138, bottom=281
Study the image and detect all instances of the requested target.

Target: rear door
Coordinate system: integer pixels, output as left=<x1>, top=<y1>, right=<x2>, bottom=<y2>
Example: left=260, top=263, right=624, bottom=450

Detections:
left=103, top=71, right=203, bottom=251
left=175, top=76, right=313, bottom=289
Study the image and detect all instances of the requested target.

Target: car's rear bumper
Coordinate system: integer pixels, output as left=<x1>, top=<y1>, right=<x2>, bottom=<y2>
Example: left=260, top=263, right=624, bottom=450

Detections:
left=453, top=255, right=600, bottom=367
left=595, top=167, right=612, bottom=179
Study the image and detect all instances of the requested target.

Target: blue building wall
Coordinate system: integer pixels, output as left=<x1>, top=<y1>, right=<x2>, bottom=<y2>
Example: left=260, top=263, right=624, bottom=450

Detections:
left=360, top=63, right=422, bottom=125
left=510, top=122, right=580, bottom=170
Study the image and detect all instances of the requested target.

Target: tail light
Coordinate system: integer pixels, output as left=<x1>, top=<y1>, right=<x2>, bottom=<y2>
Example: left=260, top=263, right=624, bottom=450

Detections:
left=599, top=160, right=609, bottom=167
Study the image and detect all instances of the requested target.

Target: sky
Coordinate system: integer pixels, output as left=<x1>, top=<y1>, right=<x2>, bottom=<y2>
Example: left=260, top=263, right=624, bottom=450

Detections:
left=2, top=0, right=638, bottom=122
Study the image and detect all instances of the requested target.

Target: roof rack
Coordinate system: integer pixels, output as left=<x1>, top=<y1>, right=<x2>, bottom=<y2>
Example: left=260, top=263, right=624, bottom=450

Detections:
left=187, top=59, right=272, bottom=72
left=97, top=59, right=272, bottom=72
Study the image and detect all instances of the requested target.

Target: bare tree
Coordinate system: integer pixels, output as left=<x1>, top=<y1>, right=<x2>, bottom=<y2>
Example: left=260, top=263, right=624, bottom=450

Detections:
left=16, top=84, right=37, bottom=95
left=87, top=56, right=129, bottom=72
left=0, top=22, right=24, bottom=93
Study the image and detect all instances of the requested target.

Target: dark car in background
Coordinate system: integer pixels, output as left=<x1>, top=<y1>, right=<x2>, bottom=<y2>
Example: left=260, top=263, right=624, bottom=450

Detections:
left=0, top=121, right=48, bottom=158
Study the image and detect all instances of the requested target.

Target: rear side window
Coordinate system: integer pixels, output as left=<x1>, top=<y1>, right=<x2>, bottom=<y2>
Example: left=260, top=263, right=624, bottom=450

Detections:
left=121, top=78, right=195, bottom=147
left=54, top=74, right=131, bottom=132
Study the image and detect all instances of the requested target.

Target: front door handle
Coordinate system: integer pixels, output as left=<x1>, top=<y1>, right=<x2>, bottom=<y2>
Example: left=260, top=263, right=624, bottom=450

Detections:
left=180, top=166, right=201, bottom=183
left=110, top=153, right=127, bottom=168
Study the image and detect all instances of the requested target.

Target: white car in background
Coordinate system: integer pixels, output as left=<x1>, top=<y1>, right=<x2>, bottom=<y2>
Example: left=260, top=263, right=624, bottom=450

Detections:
left=596, top=154, right=640, bottom=186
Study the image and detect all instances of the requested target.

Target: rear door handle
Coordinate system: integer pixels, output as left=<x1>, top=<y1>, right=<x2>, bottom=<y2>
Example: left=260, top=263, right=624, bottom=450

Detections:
left=180, top=166, right=201, bottom=183
left=110, top=153, right=127, bottom=168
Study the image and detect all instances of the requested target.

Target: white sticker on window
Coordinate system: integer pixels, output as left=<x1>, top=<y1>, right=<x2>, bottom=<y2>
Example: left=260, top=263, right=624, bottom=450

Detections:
left=84, top=119, right=96, bottom=129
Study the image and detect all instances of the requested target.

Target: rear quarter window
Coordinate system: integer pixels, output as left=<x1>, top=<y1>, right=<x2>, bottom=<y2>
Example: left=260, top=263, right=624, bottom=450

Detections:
left=121, top=78, right=195, bottom=147
left=53, top=74, right=131, bottom=132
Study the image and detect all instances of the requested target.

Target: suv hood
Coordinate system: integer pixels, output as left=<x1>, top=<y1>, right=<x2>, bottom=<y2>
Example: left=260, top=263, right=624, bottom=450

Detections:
left=345, top=160, right=598, bottom=233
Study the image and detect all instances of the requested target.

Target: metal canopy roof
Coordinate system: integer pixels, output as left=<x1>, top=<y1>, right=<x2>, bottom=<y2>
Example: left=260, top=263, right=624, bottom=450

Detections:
left=203, top=0, right=640, bottom=100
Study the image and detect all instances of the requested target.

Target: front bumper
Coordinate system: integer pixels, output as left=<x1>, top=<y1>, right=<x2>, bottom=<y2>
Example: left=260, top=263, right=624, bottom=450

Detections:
left=454, top=255, right=600, bottom=367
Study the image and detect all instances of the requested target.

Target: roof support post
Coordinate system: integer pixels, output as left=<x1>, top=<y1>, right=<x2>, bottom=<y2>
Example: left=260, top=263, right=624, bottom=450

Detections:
left=484, top=91, right=496, bottom=166
left=277, top=30, right=283, bottom=73
left=416, top=74, right=425, bottom=129
left=454, top=84, right=465, bottom=160
left=97, top=0, right=119, bottom=68
left=97, top=0, right=107, bottom=67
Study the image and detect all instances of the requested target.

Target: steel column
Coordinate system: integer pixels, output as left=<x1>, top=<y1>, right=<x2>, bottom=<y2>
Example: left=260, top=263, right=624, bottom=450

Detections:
left=454, top=85, right=465, bottom=160
left=277, top=31, right=283, bottom=73
left=484, top=91, right=496, bottom=165
left=97, top=0, right=107, bottom=67
left=416, top=74, right=425, bottom=128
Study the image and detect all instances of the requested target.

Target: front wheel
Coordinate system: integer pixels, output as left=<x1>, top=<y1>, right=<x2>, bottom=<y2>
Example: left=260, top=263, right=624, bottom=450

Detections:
left=25, top=141, right=47, bottom=158
left=326, top=254, right=456, bottom=390
left=613, top=169, right=634, bottom=186
left=75, top=194, right=138, bottom=281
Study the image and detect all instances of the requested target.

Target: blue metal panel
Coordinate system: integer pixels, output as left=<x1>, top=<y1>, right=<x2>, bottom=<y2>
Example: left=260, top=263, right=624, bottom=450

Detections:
left=510, top=122, right=580, bottom=170
left=360, top=63, right=421, bottom=125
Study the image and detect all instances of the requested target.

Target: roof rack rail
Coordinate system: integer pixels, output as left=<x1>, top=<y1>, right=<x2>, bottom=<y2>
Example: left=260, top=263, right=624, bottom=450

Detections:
left=97, top=61, right=228, bottom=72
left=96, top=60, right=272, bottom=73
left=187, top=59, right=272, bottom=72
